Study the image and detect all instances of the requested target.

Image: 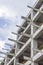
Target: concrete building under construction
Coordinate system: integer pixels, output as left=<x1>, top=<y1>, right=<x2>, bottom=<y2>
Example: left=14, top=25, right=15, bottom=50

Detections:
left=0, top=0, right=43, bottom=65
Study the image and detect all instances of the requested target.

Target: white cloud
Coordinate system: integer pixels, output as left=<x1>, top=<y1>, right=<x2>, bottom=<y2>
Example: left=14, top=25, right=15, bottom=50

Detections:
left=0, top=6, right=17, bottom=20
left=0, top=40, right=5, bottom=48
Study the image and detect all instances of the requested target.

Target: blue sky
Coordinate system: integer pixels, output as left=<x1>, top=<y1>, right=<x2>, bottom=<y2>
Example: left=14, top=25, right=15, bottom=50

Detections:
left=0, top=0, right=36, bottom=60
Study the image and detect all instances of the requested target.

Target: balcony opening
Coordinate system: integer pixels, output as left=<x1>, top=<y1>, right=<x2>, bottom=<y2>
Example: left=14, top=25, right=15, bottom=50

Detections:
left=18, top=43, right=31, bottom=64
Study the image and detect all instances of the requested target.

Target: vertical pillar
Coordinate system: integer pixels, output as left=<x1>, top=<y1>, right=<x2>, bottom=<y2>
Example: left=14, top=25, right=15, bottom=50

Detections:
left=14, top=43, right=17, bottom=65
left=14, top=43, right=19, bottom=65
left=31, top=9, right=38, bottom=65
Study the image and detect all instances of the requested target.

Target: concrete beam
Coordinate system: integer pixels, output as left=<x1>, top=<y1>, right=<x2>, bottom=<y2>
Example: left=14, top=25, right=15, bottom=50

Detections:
left=21, top=32, right=32, bottom=38
left=12, top=32, right=32, bottom=38
left=23, top=56, right=32, bottom=61
left=16, top=38, right=31, bottom=57
left=33, top=24, right=43, bottom=39
left=27, top=22, right=40, bottom=28
left=17, top=23, right=31, bottom=41
left=12, top=32, right=20, bottom=36
left=33, top=48, right=40, bottom=52
left=33, top=49, right=43, bottom=61
left=8, top=38, right=25, bottom=45
left=21, top=16, right=31, bottom=22
left=16, top=25, right=25, bottom=29
left=32, top=5, right=43, bottom=22
left=27, top=5, right=43, bottom=14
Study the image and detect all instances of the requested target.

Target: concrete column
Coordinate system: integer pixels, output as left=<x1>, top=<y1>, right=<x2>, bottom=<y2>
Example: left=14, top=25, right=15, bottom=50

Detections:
left=14, top=43, right=17, bottom=65
left=14, top=58, right=18, bottom=65
left=14, top=43, right=19, bottom=65
left=31, top=10, right=38, bottom=65
left=31, top=25, right=38, bottom=57
left=31, top=9, right=38, bottom=57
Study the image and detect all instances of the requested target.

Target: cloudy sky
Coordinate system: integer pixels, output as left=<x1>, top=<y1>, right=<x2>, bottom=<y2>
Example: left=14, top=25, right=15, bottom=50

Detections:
left=0, top=0, right=36, bottom=60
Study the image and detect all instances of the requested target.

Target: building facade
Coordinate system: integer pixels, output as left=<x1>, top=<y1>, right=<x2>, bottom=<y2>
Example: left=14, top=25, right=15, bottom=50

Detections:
left=0, top=0, right=43, bottom=65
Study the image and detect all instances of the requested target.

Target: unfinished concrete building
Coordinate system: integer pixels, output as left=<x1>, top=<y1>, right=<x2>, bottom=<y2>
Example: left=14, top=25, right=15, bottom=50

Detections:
left=0, top=0, right=43, bottom=65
